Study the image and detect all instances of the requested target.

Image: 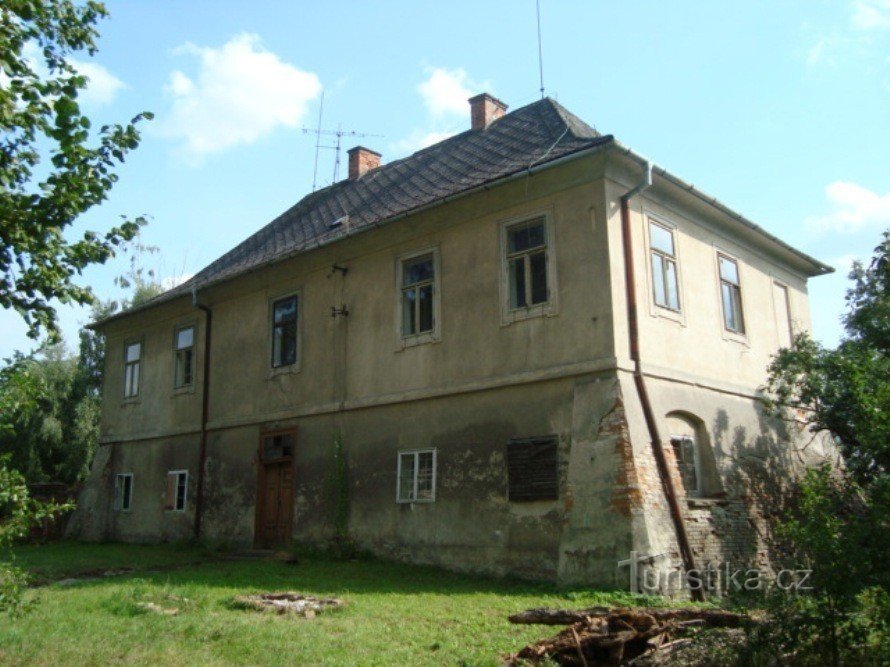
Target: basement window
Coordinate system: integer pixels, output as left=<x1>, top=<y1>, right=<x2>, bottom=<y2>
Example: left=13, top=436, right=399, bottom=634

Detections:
left=396, top=449, right=436, bottom=503
left=123, top=341, right=142, bottom=398
left=507, top=436, right=559, bottom=501
left=670, top=436, right=700, bottom=497
left=114, top=473, right=133, bottom=511
left=165, top=470, right=188, bottom=511
left=173, top=325, right=195, bottom=388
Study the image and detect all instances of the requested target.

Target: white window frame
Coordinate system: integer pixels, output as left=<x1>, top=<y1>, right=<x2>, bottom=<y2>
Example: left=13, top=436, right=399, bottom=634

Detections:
left=499, top=211, right=559, bottom=325
left=173, top=323, right=196, bottom=391
left=268, top=289, right=302, bottom=376
left=114, top=473, right=134, bottom=512
left=167, top=469, right=188, bottom=512
left=395, top=247, right=442, bottom=349
left=645, top=215, right=684, bottom=319
left=123, top=339, right=143, bottom=400
left=395, top=449, right=437, bottom=504
left=715, top=251, right=747, bottom=339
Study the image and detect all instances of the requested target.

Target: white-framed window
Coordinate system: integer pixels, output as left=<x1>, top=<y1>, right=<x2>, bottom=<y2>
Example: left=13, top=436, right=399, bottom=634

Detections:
left=173, top=325, right=195, bottom=389
left=670, top=436, right=700, bottom=497
left=506, top=217, right=549, bottom=310
left=396, top=449, right=436, bottom=503
left=114, top=473, right=134, bottom=511
left=399, top=252, right=436, bottom=338
left=271, top=294, right=299, bottom=368
left=718, top=254, right=745, bottom=334
left=649, top=220, right=681, bottom=312
left=165, top=470, right=188, bottom=512
left=123, top=341, right=142, bottom=398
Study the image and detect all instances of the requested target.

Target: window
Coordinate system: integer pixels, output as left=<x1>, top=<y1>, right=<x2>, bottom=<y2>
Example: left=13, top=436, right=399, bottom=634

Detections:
left=165, top=471, right=188, bottom=511
left=123, top=341, right=142, bottom=398
left=271, top=295, right=298, bottom=368
left=649, top=221, right=681, bottom=311
left=718, top=255, right=745, bottom=334
left=773, top=282, right=793, bottom=349
left=396, top=450, right=436, bottom=503
left=670, top=436, right=700, bottom=496
left=173, top=325, right=195, bottom=388
left=114, top=473, right=133, bottom=511
left=506, top=217, right=549, bottom=310
left=401, top=254, right=435, bottom=337
left=506, top=436, right=559, bottom=501
left=262, top=432, right=294, bottom=460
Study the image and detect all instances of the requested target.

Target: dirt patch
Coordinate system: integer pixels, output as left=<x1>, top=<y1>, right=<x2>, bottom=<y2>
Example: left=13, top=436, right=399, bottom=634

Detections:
left=232, top=592, right=344, bottom=618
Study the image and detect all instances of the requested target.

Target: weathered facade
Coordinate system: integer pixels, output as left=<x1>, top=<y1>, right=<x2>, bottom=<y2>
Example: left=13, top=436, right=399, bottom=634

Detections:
left=69, top=95, right=835, bottom=592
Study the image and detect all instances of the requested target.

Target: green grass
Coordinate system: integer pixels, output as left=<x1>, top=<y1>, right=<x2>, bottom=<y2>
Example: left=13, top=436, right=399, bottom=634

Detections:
left=2, top=542, right=665, bottom=666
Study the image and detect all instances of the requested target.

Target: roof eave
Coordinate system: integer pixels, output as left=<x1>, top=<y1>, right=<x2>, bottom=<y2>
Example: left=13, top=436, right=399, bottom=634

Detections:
left=610, top=141, right=833, bottom=278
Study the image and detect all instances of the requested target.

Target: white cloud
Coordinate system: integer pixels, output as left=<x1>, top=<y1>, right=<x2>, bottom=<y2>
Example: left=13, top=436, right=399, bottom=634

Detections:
left=70, top=58, right=125, bottom=107
left=806, top=181, right=890, bottom=232
left=851, top=0, right=890, bottom=30
left=417, top=67, right=488, bottom=117
left=158, top=33, right=321, bottom=163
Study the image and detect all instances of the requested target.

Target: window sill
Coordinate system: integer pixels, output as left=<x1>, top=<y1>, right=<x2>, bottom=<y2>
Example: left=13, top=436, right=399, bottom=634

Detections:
left=267, top=364, right=301, bottom=379
left=396, top=499, right=436, bottom=505
left=721, top=328, right=750, bottom=347
left=121, top=397, right=141, bottom=406
left=396, top=332, right=441, bottom=351
left=171, top=385, right=196, bottom=397
left=651, top=304, right=685, bottom=326
left=501, top=302, right=557, bottom=326
left=687, top=497, right=729, bottom=509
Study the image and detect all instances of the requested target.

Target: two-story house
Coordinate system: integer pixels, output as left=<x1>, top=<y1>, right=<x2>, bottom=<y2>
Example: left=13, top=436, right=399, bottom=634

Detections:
left=69, top=94, right=835, bottom=590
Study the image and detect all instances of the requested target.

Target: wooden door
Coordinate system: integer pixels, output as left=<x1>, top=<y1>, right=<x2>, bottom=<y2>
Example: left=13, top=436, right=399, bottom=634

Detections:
left=256, top=429, right=296, bottom=549
left=261, top=462, right=293, bottom=547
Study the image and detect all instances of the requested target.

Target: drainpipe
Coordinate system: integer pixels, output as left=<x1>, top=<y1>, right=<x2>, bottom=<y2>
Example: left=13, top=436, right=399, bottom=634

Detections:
left=191, top=286, right=212, bottom=540
left=619, top=162, right=703, bottom=601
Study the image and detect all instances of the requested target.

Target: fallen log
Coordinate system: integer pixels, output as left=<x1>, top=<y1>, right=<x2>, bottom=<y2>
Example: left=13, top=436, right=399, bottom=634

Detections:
left=508, top=606, right=746, bottom=628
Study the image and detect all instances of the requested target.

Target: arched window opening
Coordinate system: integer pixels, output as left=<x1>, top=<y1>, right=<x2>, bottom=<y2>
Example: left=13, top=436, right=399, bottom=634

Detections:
left=665, top=412, right=722, bottom=498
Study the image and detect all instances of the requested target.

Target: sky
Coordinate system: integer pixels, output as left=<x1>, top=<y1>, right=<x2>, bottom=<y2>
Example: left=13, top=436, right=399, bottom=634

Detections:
left=2, top=0, right=888, bottom=359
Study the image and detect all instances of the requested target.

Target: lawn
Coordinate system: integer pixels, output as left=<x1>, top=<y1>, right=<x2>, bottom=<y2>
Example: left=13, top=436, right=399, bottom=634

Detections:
left=1, top=542, right=663, bottom=666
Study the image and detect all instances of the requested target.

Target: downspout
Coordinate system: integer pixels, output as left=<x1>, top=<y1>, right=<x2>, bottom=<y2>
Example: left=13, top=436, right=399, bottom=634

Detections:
left=191, top=286, right=212, bottom=540
left=619, top=162, right=703, bottom=601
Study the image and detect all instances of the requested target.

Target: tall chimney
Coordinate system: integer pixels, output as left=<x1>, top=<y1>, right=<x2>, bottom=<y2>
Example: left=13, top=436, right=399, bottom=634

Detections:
left=469, top=93, right=508, bottom=130
left=347, top=146, right=381, bottom=180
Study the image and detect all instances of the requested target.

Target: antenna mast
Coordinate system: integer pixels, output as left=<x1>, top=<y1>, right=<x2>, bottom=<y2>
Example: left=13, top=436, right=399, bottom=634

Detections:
left=536, top=0, right=545, bottom=98
left=302, top=123, right=383, bottom=188
left=310, top=91, right=325, bottom=192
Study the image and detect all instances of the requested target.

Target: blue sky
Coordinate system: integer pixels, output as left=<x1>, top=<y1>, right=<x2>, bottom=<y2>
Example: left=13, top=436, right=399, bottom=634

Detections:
left=2, top=0, right=888, bottom=358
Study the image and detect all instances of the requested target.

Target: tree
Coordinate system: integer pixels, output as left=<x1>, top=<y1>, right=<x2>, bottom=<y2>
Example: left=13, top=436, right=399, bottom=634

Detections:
left=0, top=0, right=152, bottom=341
left=749, top=231, right=890, bottom=665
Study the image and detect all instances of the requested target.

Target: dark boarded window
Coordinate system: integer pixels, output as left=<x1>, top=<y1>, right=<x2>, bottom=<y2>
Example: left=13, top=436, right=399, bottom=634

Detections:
left=507, top=436, right=559, bottom=501
left=263, top=432, right=294, bottom=460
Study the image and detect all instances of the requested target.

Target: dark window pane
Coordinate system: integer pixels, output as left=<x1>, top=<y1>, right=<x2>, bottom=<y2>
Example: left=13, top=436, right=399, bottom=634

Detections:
left=529, top=251, right=548, bottom=304
left=509, top=257, right=527, bottom=308
left=273, top=297, right=297, bottom=324
left=272, top=323, right=297, bottom=367
left=403, top=256, right=434, bottom=286
left=508, top=221, right=545, bottom=253
left=665, top=260, right=680, bottom=311
left=398, top=453, right=415, bottom=501
left=507, top=437, right=559, bottom=501
left=418, top=284, right=434, bottom=332
left=652, top=253, right=667, bottom=307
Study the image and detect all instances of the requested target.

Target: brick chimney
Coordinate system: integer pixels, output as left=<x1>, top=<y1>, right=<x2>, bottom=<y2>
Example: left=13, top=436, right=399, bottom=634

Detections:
left=469, top=93, right=508, bottom=130
left=347, top=146, right=381, bottom=180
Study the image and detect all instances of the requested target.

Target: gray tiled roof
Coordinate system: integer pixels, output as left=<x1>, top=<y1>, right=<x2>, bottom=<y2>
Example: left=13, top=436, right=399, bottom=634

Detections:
left=164, top=97, right=611, bottom=301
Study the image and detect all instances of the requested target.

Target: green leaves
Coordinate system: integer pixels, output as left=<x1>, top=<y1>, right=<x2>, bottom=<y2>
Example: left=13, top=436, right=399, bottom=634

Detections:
left=0, top=0, right=152, bottom=339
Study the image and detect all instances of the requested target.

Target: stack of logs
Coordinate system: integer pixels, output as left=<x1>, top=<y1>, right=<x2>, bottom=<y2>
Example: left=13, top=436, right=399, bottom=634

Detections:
left=506, top=606, right=748, bottom=666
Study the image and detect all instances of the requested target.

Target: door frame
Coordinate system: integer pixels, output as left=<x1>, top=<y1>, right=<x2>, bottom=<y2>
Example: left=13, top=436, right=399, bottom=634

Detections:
left=254, top=427, right=297, bottom=548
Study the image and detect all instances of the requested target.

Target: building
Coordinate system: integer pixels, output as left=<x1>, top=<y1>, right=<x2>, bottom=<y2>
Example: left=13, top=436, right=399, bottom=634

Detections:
left=68, top=94, right=835, bottom=591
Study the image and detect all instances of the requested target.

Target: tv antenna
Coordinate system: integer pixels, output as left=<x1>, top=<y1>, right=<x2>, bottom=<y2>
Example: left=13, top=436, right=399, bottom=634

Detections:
left=302, top=94, right=383, bottom=190
left=536, top=0, right=545, bottom=98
